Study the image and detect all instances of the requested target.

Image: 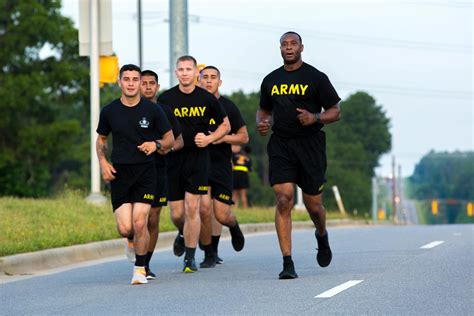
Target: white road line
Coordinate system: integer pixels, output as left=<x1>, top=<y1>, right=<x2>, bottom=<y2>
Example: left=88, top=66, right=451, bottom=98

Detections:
left=314, top=280, right=364, bottom=298
left=420, top=241, right=444, bottom=249
left=453, top=233, right=462, bottom=236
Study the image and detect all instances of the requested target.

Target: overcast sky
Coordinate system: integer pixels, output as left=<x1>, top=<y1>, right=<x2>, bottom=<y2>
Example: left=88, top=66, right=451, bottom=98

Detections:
left=62, top=0, right=473, bottom=177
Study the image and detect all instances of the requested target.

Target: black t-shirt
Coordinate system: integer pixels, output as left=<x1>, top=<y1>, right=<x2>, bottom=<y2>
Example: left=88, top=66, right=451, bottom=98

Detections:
left=260, top=62, right=341, bottom=138
left=96, top=98, right=171, bottom=164
left=158, top=86, right=226, bottom=151
left=232, top=152, right=251, bottom=172
left=155, top=103, right=182, bottom=167
left=209, top=96, right=246, bottom=163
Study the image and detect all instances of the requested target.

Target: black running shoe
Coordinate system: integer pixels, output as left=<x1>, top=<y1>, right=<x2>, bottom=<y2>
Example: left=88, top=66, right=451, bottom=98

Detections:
left=173, top=233, right=185, bottom=257
left=279, top=260, right=298, bottom=280
left=230, top=223, right=245, bottom=251
left=183, top=258, right=198, bottom=273
left=145, top=266, right=156, bottom=280
left=316, top=231, right=332, bottom=267
left=216, top=255, right=224, bottom=264
left=199, top=253, right=217, bottom=268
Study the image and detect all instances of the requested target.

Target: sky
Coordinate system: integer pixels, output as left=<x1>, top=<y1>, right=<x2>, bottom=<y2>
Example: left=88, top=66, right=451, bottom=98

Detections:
left=61, top=0, right=473, bottom=177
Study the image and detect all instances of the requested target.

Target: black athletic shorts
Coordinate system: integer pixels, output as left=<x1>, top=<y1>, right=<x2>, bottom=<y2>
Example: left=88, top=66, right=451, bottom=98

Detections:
left=233, top=171, right=249, bottom=190
left=267, top=131, right=327, bottom=195
left=167, top=149, right=210, bottom=201
left=110, top=162, right=157, bottom=211
left=152, top=163, right=168, bottom=207
left=209, top=158, right=233, bottom=205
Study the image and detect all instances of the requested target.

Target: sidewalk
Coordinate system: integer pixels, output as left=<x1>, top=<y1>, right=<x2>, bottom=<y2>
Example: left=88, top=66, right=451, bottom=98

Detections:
left=0, top=219, right=370, bottom=277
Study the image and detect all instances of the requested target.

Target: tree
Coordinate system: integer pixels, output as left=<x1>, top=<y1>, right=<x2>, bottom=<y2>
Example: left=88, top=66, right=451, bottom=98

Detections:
left=0, top=1, right=89, bottom=196
left=410, top=151, right=474, bottom=200
left=324, top=91, right=391, bottom=213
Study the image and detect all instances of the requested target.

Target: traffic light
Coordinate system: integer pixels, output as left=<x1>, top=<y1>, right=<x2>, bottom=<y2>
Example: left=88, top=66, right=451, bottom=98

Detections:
left=467, top=202, right=473, bottom=217
left=99, top=56, right=119, bottom=85
left=431, top=200, right=438, bottom=216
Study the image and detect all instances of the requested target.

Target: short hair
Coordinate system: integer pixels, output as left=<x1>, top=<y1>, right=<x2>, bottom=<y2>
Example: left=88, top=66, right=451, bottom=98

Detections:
left=200, top=65, right=221, bottom=78
left=119, top=64, right=141, bottom=79
left=176, top=55, right=197, bottom=66
left=280, top=31, right=302, bottom=44
left=141, top=70, right=158, bottom=82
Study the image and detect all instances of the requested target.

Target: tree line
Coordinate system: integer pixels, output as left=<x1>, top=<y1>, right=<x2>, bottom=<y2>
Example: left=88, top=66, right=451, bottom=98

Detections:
left=0, top=1, right=392, bottom=215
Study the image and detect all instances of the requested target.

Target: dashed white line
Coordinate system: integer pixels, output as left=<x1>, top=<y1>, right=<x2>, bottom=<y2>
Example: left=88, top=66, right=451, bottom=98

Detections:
left=453, top=233, right=462, bottom=236
left=314, top=280, right=364, bottom=298
left=420, top=241, right=444, bottom=249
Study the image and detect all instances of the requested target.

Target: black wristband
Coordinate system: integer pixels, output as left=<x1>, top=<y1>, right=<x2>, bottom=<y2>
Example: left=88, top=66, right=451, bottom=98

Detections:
left=316, top=113, right=322, bottom=124
left=155, top=141, right=162, bottom=150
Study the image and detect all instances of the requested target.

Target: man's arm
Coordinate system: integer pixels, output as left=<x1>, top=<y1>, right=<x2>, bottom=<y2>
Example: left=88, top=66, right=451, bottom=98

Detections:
left=213, top=125, right=249, bottom=145
left=96, top=135, right=116, bottom=182
left=256, top=108, right=272, bottom=136
left=194, top=116, right=231, bottom=148
left=296, top=103, right=340, bottom=126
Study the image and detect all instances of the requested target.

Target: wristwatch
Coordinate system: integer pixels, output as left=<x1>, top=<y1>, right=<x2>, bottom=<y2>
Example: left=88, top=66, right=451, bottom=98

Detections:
left=155, top=141, right=162, bottom=150
left=316, top=113, right=322, bottom=124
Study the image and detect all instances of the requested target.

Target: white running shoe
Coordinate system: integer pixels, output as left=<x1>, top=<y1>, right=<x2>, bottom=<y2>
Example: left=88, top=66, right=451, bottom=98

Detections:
left=125, top=239, right=135, bottom=263
left=131, top=266, right=148, bottom=285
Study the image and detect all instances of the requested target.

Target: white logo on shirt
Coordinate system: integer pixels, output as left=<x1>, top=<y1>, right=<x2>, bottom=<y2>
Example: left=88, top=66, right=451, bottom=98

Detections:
left=139, top=117, right=150, bottom=128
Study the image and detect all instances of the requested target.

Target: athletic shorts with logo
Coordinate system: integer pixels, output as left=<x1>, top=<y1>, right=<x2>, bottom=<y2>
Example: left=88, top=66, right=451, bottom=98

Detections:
left=110, top=162, right=157, bottom=211
left=267, top=131, right=327, bottom=195
left=209, top=157, right=233, bottom=205
left=152, top=163, right=168, bottom=207
left=167, top=149, right=210, bottom=201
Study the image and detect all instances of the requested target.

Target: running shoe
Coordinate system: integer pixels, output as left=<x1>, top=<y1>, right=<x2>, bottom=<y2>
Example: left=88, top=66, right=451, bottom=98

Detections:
left=183, top=258, right=198, bottom=273
left=173, top=233, right=185, bottom=257
left=230, top=223, right=245, bottom=251
left=279, top=260, right=298, bottom=280
left=216, top=255, right=224, bottom=264
left=145, top=266, right=156, bottom=280
left=199, top=253, right=217, bottom=268
left=316, top=231, right=332, bottom=267
left=131, top=266, right=148, bottom=285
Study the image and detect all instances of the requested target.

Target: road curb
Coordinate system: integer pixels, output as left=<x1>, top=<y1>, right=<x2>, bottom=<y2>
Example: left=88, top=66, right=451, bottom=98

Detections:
left=0, top=219, right=369, bottom=276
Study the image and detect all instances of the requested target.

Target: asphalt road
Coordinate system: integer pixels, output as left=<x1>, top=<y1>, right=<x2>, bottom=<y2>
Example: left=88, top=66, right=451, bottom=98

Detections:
left=1, top=224, right=472, bottom=315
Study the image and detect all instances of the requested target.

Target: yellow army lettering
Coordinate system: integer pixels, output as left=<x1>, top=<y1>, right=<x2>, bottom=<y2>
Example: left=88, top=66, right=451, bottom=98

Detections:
left=143, top=193, right=155, bottom=200
left=198, top=186, right=209, bottom=191
left=209, top=118, right=216, bottom=125
left=271, top=84, right=309, bottom=96
left=219, top=193, right=230, bottom=200
left=159, top=197, right=167, bottom=203
left=174, top=106, right=206, bottom=117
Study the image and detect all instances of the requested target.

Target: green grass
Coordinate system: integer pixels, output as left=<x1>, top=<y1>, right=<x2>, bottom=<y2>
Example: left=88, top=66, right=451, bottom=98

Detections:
left=0, top=190, right=347, bottom=257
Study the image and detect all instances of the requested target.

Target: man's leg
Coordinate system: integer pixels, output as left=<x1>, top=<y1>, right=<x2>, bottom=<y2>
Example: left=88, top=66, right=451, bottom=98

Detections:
left=232, top=190, right=239, bottom=208
left=273, top=183, right=298, bottom=279
left=114, top=203, right=136, bottom=262
left=182, top=192, right=202, bottom=272
left=211, top=209, right=224, bottom=264
left=199, top=191, right=217, bottom=268
left=303, top=192, right=332, bottom=267
left=169, top=200, right=185, bottom=257
left=145, top=206, right=161, bottom=279
left=213, top=199, right=244, bottom=252
left=240, top=189, right=249, bottom=208
left=130, top=202, right=151, bottom=285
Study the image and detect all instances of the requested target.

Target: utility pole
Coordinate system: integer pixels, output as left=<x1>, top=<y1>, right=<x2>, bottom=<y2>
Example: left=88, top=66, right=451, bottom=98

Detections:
left=86, top=0, right=106, bottom=204
left=392, top=155, right=397, bottom=222
left=137, top=0, right=143, bottom=68
left=169, top=0, right=188, bottom=86
left=372, top=177, right=377, bottom=222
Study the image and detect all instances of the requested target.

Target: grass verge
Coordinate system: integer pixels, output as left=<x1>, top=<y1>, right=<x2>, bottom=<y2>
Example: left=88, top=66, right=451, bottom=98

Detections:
left=0, top=190, right=348, bottom=257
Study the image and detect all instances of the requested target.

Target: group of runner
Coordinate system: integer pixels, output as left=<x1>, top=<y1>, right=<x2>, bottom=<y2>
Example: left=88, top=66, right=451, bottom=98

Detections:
left=96, top=31, right=341, bottom=284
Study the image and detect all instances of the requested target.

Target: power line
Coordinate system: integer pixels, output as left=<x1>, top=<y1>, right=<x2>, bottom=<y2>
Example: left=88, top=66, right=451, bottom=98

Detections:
left=130, top=11, right=471, bottom=54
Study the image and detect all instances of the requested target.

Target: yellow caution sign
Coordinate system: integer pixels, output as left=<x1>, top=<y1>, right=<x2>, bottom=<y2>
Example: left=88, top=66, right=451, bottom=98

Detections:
left=467, top=202, right=473, bottom=217
left=431, top=200, right=438, bottom=216
left=195, top=63, right=206, bottom=85
left=100, top=56, right=119, bottom=85
left=377, top=209, right=385, bottom=220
